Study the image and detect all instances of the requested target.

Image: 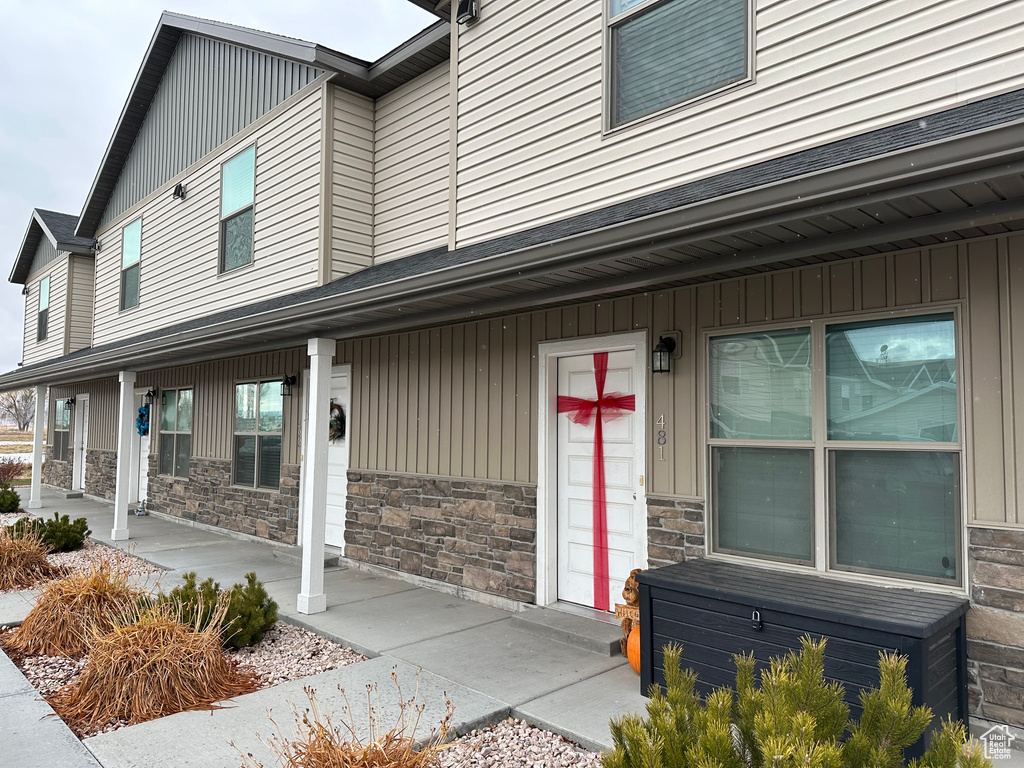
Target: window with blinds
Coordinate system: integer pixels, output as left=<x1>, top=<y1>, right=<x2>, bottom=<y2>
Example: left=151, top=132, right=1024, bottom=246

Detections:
left=121, top=217, right=142, bottom=311
left=37, top=275, right=50, bottom=341
left=233, top=381, right=283, bottom=490
left=220, top=145, right=256, bottom=273
left=608, top=0, right=750, bottom=128
left=158, top=388, right=193, bottom=478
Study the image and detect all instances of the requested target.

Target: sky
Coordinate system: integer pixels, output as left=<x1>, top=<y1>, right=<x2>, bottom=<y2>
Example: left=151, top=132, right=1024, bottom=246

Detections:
left=0, top=0, right=436, bottom=377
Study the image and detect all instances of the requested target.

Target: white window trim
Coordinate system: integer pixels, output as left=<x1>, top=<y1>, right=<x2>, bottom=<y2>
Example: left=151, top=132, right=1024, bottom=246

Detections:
left=702, top=304, right=969, bottom=595
left=120, top=216, right=142, bottom=313
left=602, top=0, right=757, bottom=135
left=157, top=387, right=193, bottom=478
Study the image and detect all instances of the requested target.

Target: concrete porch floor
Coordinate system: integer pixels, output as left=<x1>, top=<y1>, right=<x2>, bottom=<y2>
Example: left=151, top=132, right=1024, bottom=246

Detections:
left=2, top=487, right=647, bottom=768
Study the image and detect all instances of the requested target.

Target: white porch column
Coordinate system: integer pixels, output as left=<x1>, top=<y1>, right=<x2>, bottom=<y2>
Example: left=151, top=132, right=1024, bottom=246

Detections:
left=298, top=337, right=335, bottom=615
left=28, top=384, right=45, bottom=509
left=112, top=370, right=137, bottom=541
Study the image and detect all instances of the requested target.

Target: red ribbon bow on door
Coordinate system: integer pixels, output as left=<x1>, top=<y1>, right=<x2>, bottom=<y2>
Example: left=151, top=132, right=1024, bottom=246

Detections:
left=557, top=352, right=635, bottom=611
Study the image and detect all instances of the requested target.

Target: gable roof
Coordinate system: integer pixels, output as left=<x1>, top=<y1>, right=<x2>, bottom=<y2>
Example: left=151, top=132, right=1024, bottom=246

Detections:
left=75, top=12, right=450, bottom=239
left=10, top=209, right=94, bottom=285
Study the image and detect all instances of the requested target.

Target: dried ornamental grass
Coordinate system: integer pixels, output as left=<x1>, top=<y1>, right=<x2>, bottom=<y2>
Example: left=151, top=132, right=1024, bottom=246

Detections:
left=49, top=602, right=260, bottom=734
left=0, top=526, right=58, bottom=591
left=3, top=556, right=146, bottom=656
left=237, top=670, right=455, bottom=768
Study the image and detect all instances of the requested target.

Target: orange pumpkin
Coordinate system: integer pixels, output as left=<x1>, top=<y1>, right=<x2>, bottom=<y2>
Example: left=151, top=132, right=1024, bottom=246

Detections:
left=626, top=625, right=641, bottom=674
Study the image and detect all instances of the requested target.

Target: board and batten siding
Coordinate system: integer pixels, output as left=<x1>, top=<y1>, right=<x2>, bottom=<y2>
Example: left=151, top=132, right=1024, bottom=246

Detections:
left=68, top=256, right=95, bottom=353
left=330, top=85, right=374, bottom=278
left=372, top=64, right=450, bottom=263
left=22, top=258, right=68, bottom=367
left=28, top=236, right=59, bottom=277
left=99, top=33, right=324, bottom=229
left=50, top=379, right=119, bottom=452
left=452, top=0, right=1024, bottom=246
left=91, top=84, right=326, bottom=347
left=341, top=236, right=1023, bottom=527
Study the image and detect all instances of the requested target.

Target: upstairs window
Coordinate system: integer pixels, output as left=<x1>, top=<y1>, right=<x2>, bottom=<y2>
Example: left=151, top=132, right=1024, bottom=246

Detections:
left=52, top=399, right=70, bottom=461
left=607, top=0, right=751, bottom=129
left=121, top=218, right=142, bottom=311
left=37, top=276, right=50, bottom=341
left=159, top=388, right=193, bottom=478
left=233, top=381, right=282, bottom=490
left=220, top=145, right=256, bottom=273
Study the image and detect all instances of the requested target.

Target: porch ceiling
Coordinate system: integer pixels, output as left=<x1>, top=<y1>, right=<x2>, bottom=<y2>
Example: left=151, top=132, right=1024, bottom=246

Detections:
left=5, top=115, right=1024, bottom=389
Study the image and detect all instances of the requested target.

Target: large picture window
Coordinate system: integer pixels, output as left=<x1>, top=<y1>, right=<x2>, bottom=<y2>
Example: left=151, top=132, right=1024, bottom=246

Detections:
left=159, top=388, right=193, bottom=478
left=120, top=217, right=142, bottom=311
left=607, top=0, right=750, bottom=128
left=220, top=145, right=255, bottom=273
left=709, top=312, right=962, bottom=585
left=233, top=381, right=282, bottom=490
left=37, top=275, right=50, bottom=341
left=52, top=399, right=70, bottom=461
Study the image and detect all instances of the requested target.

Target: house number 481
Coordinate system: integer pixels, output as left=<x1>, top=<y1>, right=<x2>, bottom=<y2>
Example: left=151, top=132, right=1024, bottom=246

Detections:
left=656, top=414, right=667, bottom=461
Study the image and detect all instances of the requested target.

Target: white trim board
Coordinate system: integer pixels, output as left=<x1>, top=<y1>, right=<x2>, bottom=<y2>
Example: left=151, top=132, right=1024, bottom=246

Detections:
left=535, top=331, right=648, bottom=608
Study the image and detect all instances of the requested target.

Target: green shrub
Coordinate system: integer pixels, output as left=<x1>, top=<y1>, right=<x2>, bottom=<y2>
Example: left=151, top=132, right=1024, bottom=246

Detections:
left=4, top=513, right=91, bottom=552
left=40, top=513, right=91, bottom=553
left=155, top=570, right=277, bottom=649
left=0, top=488, right=21, bottom=514
left=605, top=637, right=991, bottom=768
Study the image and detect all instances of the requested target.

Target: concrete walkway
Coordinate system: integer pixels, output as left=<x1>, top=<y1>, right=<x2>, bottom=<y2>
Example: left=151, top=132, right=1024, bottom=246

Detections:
left=2, top=488, right=647, bottom=768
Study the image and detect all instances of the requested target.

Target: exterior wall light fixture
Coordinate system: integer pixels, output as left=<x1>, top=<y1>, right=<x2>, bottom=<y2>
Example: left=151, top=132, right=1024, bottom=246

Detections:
left=652, top=332, right=682, bottom=374
left=172, top=183, right=187, bottom=200
left=144, top=388, right=158, bottom=405
left=64, top=397, right=76, bottom=409
left=456, top=0, right=478, bottom=24
left=281, top=375, right=298, bottom=397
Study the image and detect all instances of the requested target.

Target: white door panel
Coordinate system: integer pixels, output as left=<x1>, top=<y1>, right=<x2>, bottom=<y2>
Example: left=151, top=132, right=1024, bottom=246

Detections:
left=325, top=370, right=350, bottom=550
left=556, top=349, right=641, bottom=611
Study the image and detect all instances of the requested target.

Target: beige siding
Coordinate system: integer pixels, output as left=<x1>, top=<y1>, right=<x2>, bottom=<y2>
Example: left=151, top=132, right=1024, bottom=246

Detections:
left=452, top=0, right=1024, bottom=246
left=91, top=83, right=326, bottom=347
left=68, top=256, right=94, bottom=352
left=22, top=258, right=69, bottom=366
left=50, top=378, right=119, bottom=452
left=341, top=239, right=1024, bottom=528
left=137, top=348, right=314, bottom=465
left=330, top=86, right=375, bottom=278
left=373, top=65, right=450, bottom=262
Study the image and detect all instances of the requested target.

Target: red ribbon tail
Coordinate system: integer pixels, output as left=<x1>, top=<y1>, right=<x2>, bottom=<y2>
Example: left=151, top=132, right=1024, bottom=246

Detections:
left=592, top=416, right=610, bottom=612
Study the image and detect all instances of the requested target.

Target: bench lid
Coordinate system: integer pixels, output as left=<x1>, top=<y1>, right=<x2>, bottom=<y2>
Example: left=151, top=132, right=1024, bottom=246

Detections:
left=636, top=559, right=969, bottom=638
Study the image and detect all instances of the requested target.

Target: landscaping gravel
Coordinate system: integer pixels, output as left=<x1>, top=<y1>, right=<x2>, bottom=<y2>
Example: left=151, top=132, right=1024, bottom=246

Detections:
left=443, top=718, right=603, bottom=768
left=48, top=539, right=163, bottom=578
left=0, top=511, right=28, bottom=527
left=228, top=622, right=366, bottom=687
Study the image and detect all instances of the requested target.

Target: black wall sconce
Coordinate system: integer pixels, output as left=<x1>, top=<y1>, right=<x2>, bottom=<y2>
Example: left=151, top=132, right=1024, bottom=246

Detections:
left=144, top=388, right=158, bottom=405
left=64, top=397, right=76, bottom=410
left=652, top=332, right=682, bottom=374
left=281, top=375, right=298, bottom=397
left=456, top=0, right=479, bottom=24
left=172, top=183, right=187, bottom=200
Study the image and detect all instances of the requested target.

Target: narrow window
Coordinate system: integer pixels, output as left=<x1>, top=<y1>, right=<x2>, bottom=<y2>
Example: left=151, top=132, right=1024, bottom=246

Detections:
left=37, top=276, right=50, bottom=341
left=233, top=381, right=282, bottom=489
left=52, top=399, right=70, bottom=461
left=220, top=146, right=256, bottom=272
left=607, top=0, right=750, bottom=128
left=158, top=388, right=193, bottom=478
left=120, top=218, right=142, bottom=310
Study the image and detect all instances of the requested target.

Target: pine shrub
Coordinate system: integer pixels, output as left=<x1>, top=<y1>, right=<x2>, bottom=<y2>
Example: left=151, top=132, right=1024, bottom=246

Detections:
left=155, top=570, right=277, bottom=649
left=604, top=637, right=991, bottom=768
left=3, top=513, right=90, bottom=552
left=0, top=488, right=20, bottom=514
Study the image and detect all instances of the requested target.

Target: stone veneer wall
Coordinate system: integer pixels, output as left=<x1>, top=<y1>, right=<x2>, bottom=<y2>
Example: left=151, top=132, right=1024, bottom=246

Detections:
left=146, top=456, right=300, bottom=544
left=42, top=446, right=73, bottom=490
left=646, top=496, right=706, bottom=568
left=345, top=471, right=537, bottom=603
left=84, top=448, right=116, bottom=500
left=966, top=527, right=1024, bottom=729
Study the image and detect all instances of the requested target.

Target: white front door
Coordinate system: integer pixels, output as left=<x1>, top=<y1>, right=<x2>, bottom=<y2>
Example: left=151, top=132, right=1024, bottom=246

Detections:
left=130, top=392, right=151, bottom=504
left=73, top=395, right=90, bottom=491
left=556, top=350, right=642, bottom=611
left=325, top=369, right=350, bottom=550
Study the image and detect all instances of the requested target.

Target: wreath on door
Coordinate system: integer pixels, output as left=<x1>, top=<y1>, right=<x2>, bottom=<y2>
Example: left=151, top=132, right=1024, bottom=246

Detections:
left=135, top=404, right=150, bottom=437
left=329, top=402, right=346, bottom=442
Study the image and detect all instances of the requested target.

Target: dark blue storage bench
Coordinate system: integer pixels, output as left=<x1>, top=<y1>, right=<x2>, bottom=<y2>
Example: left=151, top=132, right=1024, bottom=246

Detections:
left=636, top=559, right=969, bottom=757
